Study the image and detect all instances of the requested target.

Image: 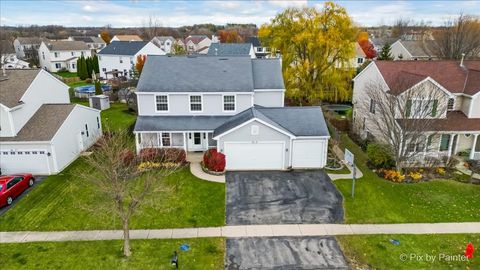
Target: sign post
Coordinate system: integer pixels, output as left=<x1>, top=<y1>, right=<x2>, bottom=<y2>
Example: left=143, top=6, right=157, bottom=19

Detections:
left=344, top=148, right=356, bottom=198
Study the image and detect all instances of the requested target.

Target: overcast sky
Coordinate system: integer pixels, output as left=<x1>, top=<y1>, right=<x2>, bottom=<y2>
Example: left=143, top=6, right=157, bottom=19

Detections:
left=1, top=1, right=478, bottom=28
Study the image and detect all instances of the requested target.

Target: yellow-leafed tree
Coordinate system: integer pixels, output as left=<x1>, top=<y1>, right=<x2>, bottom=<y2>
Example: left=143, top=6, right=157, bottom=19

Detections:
left=259, top=2, right=358, bottom=104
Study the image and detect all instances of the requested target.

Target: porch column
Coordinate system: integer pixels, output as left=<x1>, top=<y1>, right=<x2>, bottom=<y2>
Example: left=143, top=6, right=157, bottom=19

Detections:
left=135, top=133, right=140, bottom=154
left=470, top=134, right=479, bottom=160
left=206, top=132, right=209, bottom=149
left=183, top=132, right=187, bottom=152
left=447, top=134, right=455, bottom=157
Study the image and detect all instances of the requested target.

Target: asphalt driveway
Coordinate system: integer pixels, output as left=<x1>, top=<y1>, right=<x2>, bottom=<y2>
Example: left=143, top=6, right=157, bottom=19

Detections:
left=226, top=236, right=348, bottom=270
left=226, top=170, right=344, bottom=225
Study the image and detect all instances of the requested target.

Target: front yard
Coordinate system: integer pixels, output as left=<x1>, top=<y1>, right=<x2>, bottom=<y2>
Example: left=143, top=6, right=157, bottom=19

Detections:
left=0, top=238, right=225, bottom=270
left=338, top=234, right=480, bottom=269
left=334, top=134, right=480, bottom=223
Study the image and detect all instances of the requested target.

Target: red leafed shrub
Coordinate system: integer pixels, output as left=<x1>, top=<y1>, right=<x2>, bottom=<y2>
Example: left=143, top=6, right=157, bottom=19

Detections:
left=120, top=149, right=135, bottom=165
left=203, top=149, right=226, bottom=172
left=139, top=148, right=186, bottom=163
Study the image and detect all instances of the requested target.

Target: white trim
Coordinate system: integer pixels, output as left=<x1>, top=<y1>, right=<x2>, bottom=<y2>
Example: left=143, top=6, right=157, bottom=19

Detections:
left=0, top=141, right=52, bottom=145
left=154, top=94, right=170, bottom=113
left=295, top=136, right=331, bottom=139
left=253, top=89, right=285, bottom=92
left=222, top=94, right=236, bottom=113
left=136, top=91, right=254, bottom=95
left=352, top=61, right=375, bottom=82
left=224, top=141, right=286, bottom=170
left=393, top=40, right=413, bottom=59
left=188, top=94, right=203, bottom=113
left=134, top=130, right=214, bottom=133
left=213, top=118, right=295, bottom=140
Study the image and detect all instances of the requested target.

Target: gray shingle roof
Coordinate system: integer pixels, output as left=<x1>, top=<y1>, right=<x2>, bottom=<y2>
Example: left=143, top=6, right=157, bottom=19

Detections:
left=246, top=37, right=261, bottom=47
left=16, top=37, right=49, bottom=45
left=70, top=36, right=105, bottom=44
left=0, top=69, right=40, bottom=108
left=213, top=106, right=330, bottom=137
left=1, top=104, right=75, bottom=142
left=207, top=43, right=252, bottom=56
left=399, top=40, right=437, bottom=57
left=137, top=56, right=284, bottom=92
left=252, top=59, right=285, bottom=89
left=46, top=41, right=89, bottom=51
left=134, top=115, right=231, bottom=132
left=98, top=41, right=148, bottom=55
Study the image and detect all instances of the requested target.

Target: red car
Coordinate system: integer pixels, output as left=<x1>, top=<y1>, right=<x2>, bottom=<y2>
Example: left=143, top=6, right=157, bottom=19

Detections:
left=0, top=174, right=35, bottom=207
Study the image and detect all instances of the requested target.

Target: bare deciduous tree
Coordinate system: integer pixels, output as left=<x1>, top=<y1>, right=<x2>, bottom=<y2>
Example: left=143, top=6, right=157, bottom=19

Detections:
left=141, top=15, right=162, bottom=40
left=78, top=130, right=180, bottom=257
left=360, top=78, right=448, bottom=171
left=433, top=14, right=480, bottom=59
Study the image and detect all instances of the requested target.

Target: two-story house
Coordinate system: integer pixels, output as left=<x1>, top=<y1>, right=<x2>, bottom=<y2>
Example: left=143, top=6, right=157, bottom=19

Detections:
left=111, top=35, right=143, bottom=42
left=184, top=35, right=212, bottom=54
left=207, top=43, right=256, bottom=58
left=134, top=56, right=330, bottom=170
left=0, top=69, right=102, bottom=175
left=68, top=36, right=106, bottom=52
left=151, top=36, right=175, bottom=54
left=97, top=41, right=165, bottom=79
left=13, top=37, right=49, bottom=60
left=352, top=60, right=480, bottom=161
left=38, top=41, right=91, bottom=72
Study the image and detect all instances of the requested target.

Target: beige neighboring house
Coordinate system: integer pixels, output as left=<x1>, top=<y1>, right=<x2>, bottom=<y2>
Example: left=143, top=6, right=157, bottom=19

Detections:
left=352, top=42, right=367, bottom=68
left=390, top=39, right=438, bottom=60
left=111, top=35, right=143, bottom=42
left=184, top=35, right=212, bottom=54
left=352, top=60, right=480, bottom=162
left=38, top=41, right=91, bottom=72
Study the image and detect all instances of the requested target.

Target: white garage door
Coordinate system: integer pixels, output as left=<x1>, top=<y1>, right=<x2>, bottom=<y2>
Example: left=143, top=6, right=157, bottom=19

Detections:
left=224, top=142, right=285, bottom=170
left=292, top=139, right=327, bottom=168
left=0, top=150, right=50, bottom=175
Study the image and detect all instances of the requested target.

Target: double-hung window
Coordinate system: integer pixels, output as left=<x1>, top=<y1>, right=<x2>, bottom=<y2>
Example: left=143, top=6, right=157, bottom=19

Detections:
left=223, top=95, right=235, bottom=111
left=369, top=99, right=376, bottom=114
left=156, top=95, right=168, bottom=111
left=190, top=95, right=202, bottom=111
left=447, top=98, right=455, bottom=111
left=161, top=133, right=171, bottom=146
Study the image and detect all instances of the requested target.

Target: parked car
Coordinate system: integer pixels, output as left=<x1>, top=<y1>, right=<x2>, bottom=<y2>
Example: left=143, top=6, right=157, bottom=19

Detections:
left=0, top=174, right=35, bottom=207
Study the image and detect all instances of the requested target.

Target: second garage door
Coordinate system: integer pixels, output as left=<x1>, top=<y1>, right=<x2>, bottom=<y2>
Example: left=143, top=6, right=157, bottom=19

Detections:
left=224, top=142, right=285, bottom=170
left=292, top=139, right=327, bottom=168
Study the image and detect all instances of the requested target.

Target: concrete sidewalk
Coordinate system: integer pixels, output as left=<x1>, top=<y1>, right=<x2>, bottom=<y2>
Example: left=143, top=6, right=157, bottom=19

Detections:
left=1, top=222, right=479, bottom=243
left=187, top=152, right=226, bottom=183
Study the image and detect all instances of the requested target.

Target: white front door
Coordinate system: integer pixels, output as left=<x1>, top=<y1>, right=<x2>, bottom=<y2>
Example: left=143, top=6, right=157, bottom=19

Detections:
left=187, top=132, right=204, bottom=151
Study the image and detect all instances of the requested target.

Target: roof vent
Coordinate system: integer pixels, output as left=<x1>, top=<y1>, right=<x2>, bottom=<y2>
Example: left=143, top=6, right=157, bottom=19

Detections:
left=219, top=58, right=228, bottom=60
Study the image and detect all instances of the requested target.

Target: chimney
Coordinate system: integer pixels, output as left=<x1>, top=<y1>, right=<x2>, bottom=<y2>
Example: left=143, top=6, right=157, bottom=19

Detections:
left=460, top=53, right=465, bottom=67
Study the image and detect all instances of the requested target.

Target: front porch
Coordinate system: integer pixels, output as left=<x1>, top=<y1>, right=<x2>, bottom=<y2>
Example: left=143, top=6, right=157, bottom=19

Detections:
left=411, top=133, right=480, bottom=162
left=135, top=131, right=216, bottom=153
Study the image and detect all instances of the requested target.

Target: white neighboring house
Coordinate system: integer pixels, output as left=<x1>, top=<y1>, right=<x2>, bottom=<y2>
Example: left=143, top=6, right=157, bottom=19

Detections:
left=151, top=36, right=174, bottom=54
left=97, top=41, right=165, bottom=79
left=13, top=37, right=48, bottom=60
left=2, top=55, right=30, bottom=69
left=184, top=35, right=212, bottom=54
left=352, top=60, right=480, bottom=162
left=0, top=69, right=102, bottom=175
left=38, top=41, right=91, bottom=72
left=68, top=36, right=106, bottom=52
left=390, top=39, right=438, bottom=60
left=134, top=56, right=330, bottom=170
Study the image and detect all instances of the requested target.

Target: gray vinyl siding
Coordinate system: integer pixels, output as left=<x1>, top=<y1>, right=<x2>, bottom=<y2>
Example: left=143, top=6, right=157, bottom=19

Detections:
left=136, top=93, right=252, bottom=116
left=254, top=91, right=284, bottom=107
left=217, top=120, right=291, bottom=166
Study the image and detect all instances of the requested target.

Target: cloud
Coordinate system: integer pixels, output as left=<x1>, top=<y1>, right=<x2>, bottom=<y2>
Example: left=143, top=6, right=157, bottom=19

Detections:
left=82, top=4, right=98, bottom=12
left=269, top=0, right=307, bottom=8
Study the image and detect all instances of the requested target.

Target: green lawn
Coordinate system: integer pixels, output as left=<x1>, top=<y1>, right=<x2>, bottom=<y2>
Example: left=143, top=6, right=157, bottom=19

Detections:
left=338, top=234, right=480, bottom=270
left=334, top=134, right=480, bottom=223
left=67, top=81, right=90, bottom=88
left=325, top=166, right=351, bottom=175
left=0, top=238, right=225, bottom=270
left=101, top=103, right=137, bottom=131
left=55, top=71, right=78, bottom=78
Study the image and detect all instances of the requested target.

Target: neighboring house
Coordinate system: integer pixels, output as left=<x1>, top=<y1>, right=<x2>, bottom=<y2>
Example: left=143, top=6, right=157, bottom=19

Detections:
left=97, top=41, right=165, bottom=79
left=184, top=35, right=212, bottom=54
left=390, top=39, right=438, bottom=60
left=352, top=60, right=480, bottom=161
left=245, top=36, right=270, bottom=58
left=207, top=43, right=256, bottom=58
left=151, top=36, right=175, bottom=54
left=13, top=37, right=49, bottom=59
left=134, top=56, right=330, bottom=170
left=352, top=42, right=367, bottom=68
left=68, top=36, right=106, bottom=52
left=370, top=37, right=399, bottom=54
left=1, top=40, right=29, bottom=69
left=111, top=35, right=143, bottom=42
left=38, top=41, right=91, bottom=72
left=0, top=69, right=102, bottom=175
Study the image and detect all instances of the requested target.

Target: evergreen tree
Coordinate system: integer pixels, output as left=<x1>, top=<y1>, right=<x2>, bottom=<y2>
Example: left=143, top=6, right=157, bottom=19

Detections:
left=378, top=43, right=394, bottom=60
left=94, top=79, right=102, bottom=95
left=86, top=57, right=93, bottom=78
left=92, top=55, right=100, bottom=74
left=76, top=58, right=82, bottom=78
left=80, top=56, right=88, bottom=79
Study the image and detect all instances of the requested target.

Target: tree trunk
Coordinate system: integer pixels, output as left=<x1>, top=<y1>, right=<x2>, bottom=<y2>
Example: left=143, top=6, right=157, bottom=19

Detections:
left=122, top=218, right=131, bottom=257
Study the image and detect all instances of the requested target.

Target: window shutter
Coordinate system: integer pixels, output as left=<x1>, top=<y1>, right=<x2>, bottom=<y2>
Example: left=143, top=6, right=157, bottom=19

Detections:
left=431, top=100, right=438, bottom=117
left=406, top=100, right=412, bottom=117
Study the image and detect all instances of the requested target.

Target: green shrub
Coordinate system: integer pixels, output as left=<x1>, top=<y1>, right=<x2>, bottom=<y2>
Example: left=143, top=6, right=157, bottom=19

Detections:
left=367, top=143, right=394, bottom=168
